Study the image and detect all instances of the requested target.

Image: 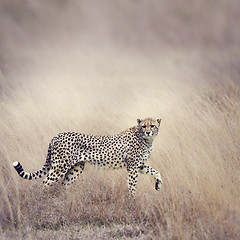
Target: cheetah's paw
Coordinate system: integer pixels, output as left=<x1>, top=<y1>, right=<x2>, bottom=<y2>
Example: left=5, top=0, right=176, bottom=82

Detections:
left=155, top=179, right=162, bottom=191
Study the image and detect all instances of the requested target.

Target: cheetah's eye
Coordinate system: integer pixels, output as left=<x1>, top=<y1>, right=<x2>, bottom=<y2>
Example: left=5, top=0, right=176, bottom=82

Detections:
left=150, top=125, right=155, bottom=128
left=142, top=126, right=146, bottom=129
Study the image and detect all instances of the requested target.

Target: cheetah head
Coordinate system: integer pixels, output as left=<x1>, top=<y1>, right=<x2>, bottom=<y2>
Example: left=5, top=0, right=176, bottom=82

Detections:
left=137, top=118, right=161, bottom=140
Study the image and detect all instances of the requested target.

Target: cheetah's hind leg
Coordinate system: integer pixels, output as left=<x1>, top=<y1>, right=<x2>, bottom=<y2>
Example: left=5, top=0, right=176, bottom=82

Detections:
left=62, top=161, right=85, bottom=186
left=42, top=167, right=68, bottom=187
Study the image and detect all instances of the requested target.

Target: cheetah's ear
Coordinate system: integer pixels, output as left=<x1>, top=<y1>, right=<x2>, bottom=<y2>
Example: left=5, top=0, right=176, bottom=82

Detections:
left=157, top=119, right=161, bottom=126
left=137, top=119, right=142, bottom=125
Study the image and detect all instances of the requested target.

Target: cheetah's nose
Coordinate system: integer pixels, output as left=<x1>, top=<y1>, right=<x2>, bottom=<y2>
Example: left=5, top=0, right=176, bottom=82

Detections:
left=146, top=132, right=151, bottom=135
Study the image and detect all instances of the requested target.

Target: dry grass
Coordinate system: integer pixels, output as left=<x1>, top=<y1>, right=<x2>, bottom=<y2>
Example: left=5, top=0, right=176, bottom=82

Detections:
left=0, top=0, right=240, bottom=239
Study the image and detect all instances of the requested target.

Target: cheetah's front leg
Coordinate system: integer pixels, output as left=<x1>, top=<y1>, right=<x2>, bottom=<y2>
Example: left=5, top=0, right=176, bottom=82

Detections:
left=127, top=167, right=138, bottom=197
left=139, top=164, right=162, bottom=191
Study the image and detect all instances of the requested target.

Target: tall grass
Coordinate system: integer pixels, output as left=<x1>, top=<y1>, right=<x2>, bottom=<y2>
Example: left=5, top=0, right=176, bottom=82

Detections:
left=0, top=0, right=240, bottom=239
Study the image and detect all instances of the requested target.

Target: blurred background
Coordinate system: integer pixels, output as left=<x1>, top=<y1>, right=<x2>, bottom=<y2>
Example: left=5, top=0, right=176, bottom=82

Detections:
left=0, top=0, right=240, bottom=239
left=0, top=0, right=239, bottom=124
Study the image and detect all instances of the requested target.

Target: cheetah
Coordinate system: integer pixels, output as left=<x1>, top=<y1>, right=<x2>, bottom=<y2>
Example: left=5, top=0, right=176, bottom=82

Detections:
left=13, top=118, right=162, bottom=196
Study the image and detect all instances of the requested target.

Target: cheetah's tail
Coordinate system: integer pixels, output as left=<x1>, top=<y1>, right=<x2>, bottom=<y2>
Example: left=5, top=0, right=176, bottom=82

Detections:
left=12, top=161, right=51, bottom=180
left=12, top=141, right=53, bottom=180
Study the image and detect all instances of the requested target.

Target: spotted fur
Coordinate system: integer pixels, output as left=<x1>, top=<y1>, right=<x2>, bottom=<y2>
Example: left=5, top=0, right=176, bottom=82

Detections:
left=13, top=118, right=162, bottom=196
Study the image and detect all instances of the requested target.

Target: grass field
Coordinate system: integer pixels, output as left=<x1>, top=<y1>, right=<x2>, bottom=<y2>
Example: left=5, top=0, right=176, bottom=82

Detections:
left=0, top=0, right=240, bottom=239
